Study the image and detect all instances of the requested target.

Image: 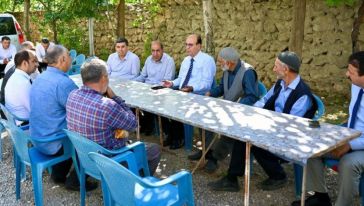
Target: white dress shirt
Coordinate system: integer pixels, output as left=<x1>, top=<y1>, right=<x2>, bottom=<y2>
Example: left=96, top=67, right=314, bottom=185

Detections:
left=5, top=69, right=32, bottom=120
left=0, top=44, right=16, bottom=64
left=35, top=42, right=55, bottom=62
left=172, top=51, right=216, bottom=93
left=135, top=53, right=175, bottom=85
left=106, top=51, right=140, bottom=79
left=348, top=84, right=364, bottom=150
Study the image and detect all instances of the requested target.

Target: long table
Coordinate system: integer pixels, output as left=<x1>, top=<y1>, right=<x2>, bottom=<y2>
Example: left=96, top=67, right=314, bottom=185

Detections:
left=71, top=76, right=362, bottom=205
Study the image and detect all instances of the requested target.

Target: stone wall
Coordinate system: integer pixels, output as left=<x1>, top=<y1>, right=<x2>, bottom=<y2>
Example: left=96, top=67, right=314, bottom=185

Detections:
left=14, top=0, right=364, bottom=101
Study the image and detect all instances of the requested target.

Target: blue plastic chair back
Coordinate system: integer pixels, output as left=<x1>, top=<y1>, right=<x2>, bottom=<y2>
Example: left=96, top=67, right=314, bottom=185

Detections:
left=75, top=54, right=86, bottom=65
left=258, top=81, right=267, bottom=98
left=313, top=94, right=325, bottom=120
left=69, top=49, right=77, bottom=63
left=89, top=152, right=195, bottom=206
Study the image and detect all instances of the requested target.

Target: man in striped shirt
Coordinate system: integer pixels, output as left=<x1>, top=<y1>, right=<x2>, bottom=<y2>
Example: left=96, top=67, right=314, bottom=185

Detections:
left=66, top=58, right=160, bottom=174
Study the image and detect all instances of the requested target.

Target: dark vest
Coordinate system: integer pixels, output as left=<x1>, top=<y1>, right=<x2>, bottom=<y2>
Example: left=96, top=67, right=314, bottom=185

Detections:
left=263, top=79, right=317, bottom=119
left=0, top=66, right=16, bottom=119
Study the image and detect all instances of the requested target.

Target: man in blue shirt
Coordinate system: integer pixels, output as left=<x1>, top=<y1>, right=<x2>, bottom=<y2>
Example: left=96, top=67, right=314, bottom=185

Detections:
left=30, top=45, right=97, bottom=191
left=162, top=34, right=216, bottom=149
left=188, top=47, right=260, bottom=173
left=209, top=51, right=317, bottom=192
left=135, top=40, right=175, bottom=135
left=292, top=51, right=364, bottom=206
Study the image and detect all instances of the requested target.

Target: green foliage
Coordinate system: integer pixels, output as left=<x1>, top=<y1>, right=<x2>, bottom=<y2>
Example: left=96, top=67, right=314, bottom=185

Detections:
left=57, top=25, right=88, bottom=55
left=325, top=0, right=358, bottom=6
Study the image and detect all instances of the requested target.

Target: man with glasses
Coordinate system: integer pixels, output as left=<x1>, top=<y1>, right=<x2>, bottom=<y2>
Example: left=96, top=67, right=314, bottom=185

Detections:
left=162, top=34, right=216, bottom=149
left=3, top=49, right=38, bottom=125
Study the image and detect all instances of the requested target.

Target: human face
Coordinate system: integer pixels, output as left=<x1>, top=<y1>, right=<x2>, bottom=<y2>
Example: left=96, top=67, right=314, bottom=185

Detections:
left=115, top=42, right=128, bottom=58
left=185, top=35, right=201, bottom=57
left=151, top=43, right=163, bottom=61
left=2, top=40, right=10, bottom=49
left=273, top=58, right=288, bottom=80
left=27, top=52, right=39, bottom=74
left=100, top=73, right=109, bottom=94
left=61, top=51, right=72, bottom=71
left=346, top=63, right=364, bottom=88
left=217, top=57, right=229, bottom=71
left=41, top=42, right=50, bottom=50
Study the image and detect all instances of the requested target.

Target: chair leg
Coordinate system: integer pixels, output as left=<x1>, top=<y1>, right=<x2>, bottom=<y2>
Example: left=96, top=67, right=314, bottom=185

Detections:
left=15, top=157, right=22, bottom=200
left=360, top=175, right=364, bottom=206
left=31, top=165, right=44, bottom=206
left=101, top=180, right=111, bottom=206
left=184, top=124, right=193, bottom=150
left=80, top=168, right=86, bottom=206
left=293, top=164, right=303, bottom=198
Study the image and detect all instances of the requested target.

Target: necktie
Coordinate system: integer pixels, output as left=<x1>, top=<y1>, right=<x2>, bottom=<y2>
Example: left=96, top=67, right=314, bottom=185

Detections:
left=349, top=89, right=363, bottom=128
left=29, top=79, right=32, bottom=84
left=181, top=58, right=194, bottom=88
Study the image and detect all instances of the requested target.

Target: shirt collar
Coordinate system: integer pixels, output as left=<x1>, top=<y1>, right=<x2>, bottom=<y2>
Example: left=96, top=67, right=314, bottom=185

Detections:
left=14, top=68, right=31, bottom=79
left=190, top=51, right=202, bottom=61
left=47, top=66, right=68, bottom=76
left=152, top=53, right=165, bottom=63
left=280, top=75, right=301, bottom=90
left=230, top=60, right=241, bottom=75
left=81, top=85, right=103, bottom=95
left=118, top=51, right=130, bottom=61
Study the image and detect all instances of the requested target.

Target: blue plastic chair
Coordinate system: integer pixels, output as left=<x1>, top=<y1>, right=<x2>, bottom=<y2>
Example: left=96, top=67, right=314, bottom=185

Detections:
left=0, top=116, right=77, bottom=206
left=69, top=49, right=77, bottom=64
left=75, top=54, right=86, bottom=65
left=64, top=129, right=150, bottom=206
left=89, top=152, right=195, bottom=206
left=293, top=94, right=326, bottom=198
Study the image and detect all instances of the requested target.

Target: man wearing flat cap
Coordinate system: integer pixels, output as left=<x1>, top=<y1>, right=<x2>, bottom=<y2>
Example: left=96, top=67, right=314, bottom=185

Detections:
left=209, top=51, right=317, bottom=192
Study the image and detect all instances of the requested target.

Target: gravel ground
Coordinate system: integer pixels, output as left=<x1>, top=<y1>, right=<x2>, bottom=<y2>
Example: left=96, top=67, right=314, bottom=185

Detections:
left=0, top=132, right=361, bottom=206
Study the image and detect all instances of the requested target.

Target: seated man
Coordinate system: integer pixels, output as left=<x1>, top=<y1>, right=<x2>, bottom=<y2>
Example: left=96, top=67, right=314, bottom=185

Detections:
left=106, top=37, right=140, bottom=79
left=0, top=36, right=17, bottom=78
left=30, top=45, right=97, bottom=191
left=66, top=58, right=161, bottom=175
left=208, top=51, right=317, bottom=192
left=35, top=38, right=55, bottom=72
left=4, top=49, right=38, bottom=125
left=135, top=40, right=175, bottom=136
left=194, top=47, right=260, bottom=173
left=162, top=34, right=216, bottom=149
left=292, top=51, right=364, bottom=206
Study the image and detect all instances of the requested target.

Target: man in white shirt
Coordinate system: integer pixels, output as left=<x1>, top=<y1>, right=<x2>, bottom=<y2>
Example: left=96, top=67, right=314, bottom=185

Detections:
left=5, top=49, right=38, bottom=123
left=35, top=38, right=55, bottom=72
left=135, top=40, right=175, bottom=136
left=0, top=36, right=17, bottom=78
left=106, top=37, right=140, bottom=79
left=162, top=34, right=216, bottom=149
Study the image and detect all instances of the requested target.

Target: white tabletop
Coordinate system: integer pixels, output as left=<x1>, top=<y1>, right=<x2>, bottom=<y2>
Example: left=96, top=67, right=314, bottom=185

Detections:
left=71, top=75, right=362, bottom=165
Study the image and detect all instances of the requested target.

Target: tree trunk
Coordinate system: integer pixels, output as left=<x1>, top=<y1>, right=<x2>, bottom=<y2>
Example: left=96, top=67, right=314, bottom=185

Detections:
left=352, top=0, right=364, bottom=53
left=52, top=20, right=58, bottom=44
left=116, top=0, right=126, bottom=37
left=289, top=0, right=306, bottom=58
left=24, top=0, right=31, bottom=41
left=202, top=0, right=214, bottom=56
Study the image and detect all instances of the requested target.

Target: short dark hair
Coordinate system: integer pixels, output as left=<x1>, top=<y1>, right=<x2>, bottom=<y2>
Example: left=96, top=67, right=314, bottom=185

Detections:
left=196, top=34, right=202, bottom=45
left=81, top=58, right=108, bottom=84
left=1, top=36, right=10, bottom=41
left=349, top=51, right=364, bottom=76
left=41, top=38, right=50, bottom=44
left=115, top=37, right=128, bottom=46
left=14, top=50, right=32, bottom=67
left=44, top=45, right=67, bottom=64
left=151, top=40, right=163, bottom=50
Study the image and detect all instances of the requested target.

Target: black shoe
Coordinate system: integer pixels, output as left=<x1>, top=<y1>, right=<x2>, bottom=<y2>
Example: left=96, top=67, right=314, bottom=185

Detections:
left=259, top=177, right=287, bottom=191
left=163, top=139, right=171, bottom=147
left=169, top=139, right=184, bottom=150
left=204, top=159, right=218, bottom=173
left=188, top=150, right=202, bottom=160
left=208, top=176, right=240, bottom=192
left=291, top=193, right=332, bottom=206
left=65, top=179, right=98, bottom=192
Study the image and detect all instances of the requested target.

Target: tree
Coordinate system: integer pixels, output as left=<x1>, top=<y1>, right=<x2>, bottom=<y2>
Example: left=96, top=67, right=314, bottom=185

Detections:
left=289, top=0, right=306, bottom=58
left=202, top=0, right=214, bottom=56
left=326, top=0, right=364, bottom=52
left=24, top=0, right=31, bottom=41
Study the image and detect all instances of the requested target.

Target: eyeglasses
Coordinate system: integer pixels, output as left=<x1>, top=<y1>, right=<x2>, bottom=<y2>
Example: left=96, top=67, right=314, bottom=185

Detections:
left=185, top=43, right=195, bottom=48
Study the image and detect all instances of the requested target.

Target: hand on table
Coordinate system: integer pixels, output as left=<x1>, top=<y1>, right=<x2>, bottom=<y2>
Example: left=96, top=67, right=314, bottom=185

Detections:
left=330, top=143, right=351, bottom=158
left=181, top=86, right=193, bottom=93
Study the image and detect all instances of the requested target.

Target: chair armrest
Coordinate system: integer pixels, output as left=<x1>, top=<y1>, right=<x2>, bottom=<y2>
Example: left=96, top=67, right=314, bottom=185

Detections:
left=142, top=170, right=192, bottom=188
left=101, top=141, right=145, bottom=156
left=30, top=133, right=68, bottom=143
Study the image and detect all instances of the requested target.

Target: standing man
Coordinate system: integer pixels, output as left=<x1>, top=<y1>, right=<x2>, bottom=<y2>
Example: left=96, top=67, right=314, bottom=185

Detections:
left=106, top=37, right=140, bottom=79
left=4, top=49, right=38, bottom=124
left=192, top=47, right=260, bottom=173
left=162, top=34, right=216, bottom=149
left=67, top=58, right=161, bottom=175
left=0, top=36, right=17, bottom=78
left=30, top=45, right=97, bottom=191
left=35, top=38, right=55, bottom=72
left=292, top=51, right=364, bottom=206
left=208, top=51, right=317, bottom=192
left=135, top=40, right=175, bottom=135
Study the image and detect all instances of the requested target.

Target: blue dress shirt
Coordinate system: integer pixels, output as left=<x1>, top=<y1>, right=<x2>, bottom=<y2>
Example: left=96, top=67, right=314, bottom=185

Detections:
left=210, top=61, right=259, bottom=106
left=30, top=67, right=78, bottom=155
left=134, top=53, right=175, bottom=84
left=348, top=84, right=364, bottom=150
left=106, top=51, right=140, bottom=79
left=254, top=75, right=312, bottom=117
left=172, top=51, right=216, bottom=93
